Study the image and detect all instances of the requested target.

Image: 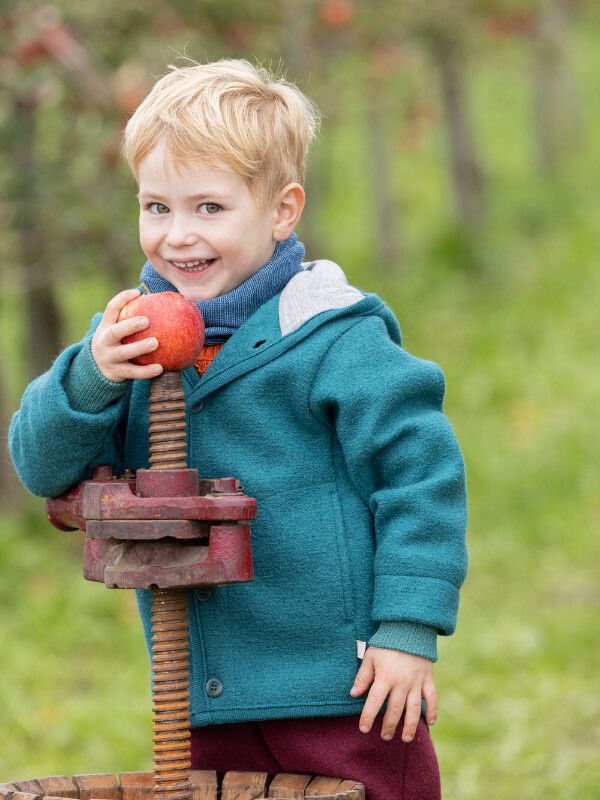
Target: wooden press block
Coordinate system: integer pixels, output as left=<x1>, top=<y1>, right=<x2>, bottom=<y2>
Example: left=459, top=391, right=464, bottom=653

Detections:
left=305, top=776, right=343, bottom=797
left=72, top=775, right=120, bottom=800
left=36, top=777, right=79, bottom=799
left=267, top=774, right=312, bottom=798
left=119, top=773, right=153, bottom=800
left=12, top=783, right=42, bottom=796
left=334, top=781, right=365, bottom=800
left=190, top=771, right=217, bottom=800
left=221, top=772, right=269, bottom=800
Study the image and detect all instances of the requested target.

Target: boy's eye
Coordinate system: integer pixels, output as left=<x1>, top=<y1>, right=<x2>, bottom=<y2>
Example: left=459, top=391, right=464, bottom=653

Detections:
left=147, top=202, right=169, bottom=214
left=199, top=202, right=222, bottom=215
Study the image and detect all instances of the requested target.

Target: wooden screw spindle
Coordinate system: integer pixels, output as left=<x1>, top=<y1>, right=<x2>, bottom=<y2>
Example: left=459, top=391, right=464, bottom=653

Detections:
left=148, top=371, right=187, bottom=470
left=148, top=371, right=192, bottom=800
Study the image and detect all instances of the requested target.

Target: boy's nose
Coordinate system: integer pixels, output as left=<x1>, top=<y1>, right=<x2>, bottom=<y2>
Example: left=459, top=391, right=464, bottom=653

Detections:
left=166, top=218, right=199, bottom=248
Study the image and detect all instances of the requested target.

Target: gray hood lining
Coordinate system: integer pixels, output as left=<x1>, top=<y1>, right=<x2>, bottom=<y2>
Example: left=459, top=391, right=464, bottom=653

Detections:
left=279, top=259, right=365, bottom=336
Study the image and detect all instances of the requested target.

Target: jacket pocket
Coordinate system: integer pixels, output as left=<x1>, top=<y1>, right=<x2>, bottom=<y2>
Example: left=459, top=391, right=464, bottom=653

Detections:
left=326, top=485, right=356, bottom=623
left=226, top=481, right=357, bottom=644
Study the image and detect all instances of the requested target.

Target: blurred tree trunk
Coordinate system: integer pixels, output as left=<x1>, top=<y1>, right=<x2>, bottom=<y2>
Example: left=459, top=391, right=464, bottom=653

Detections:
left=365, top=66, right=401, bottom=273
left=0, top=357, right=23, bottom=511
left=12, top=94, right=63, bottom=379
left=280, top=0, right=325, bottom=261
left=531, top=0, right=580, bottom=175
left=429, top=31, right=486, bottom=230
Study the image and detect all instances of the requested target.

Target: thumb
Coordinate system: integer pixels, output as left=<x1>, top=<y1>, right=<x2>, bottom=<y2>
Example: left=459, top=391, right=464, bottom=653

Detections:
left=349, top=652, right=375, bottom=696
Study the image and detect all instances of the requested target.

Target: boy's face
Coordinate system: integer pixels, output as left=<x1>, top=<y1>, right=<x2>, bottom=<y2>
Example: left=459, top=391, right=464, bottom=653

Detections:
left=137, top=138, right=280, bottom=301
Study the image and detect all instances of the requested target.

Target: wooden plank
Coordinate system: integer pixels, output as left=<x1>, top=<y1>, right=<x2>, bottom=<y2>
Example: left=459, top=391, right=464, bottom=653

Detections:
left=190, top=771, right=217, bottom=800
left=36, top=777, right=79, bottom=799
left=221, top=772, right=269, bottom=800
left=72, top=775, right=120, bottom=800
left=268, top=774, right=312, bottom=798
left=12, top=783, right=42, bottom=796
left=305, top=776, right=342, bottom=797
left=9, top=793, right=42, bottom=800
left=119, top=773, right=153, bottom=800
left=334, top=781, right=365, bottom=800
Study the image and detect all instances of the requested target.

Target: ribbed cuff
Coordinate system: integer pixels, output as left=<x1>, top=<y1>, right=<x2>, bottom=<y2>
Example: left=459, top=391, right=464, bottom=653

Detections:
left=368, top=621, right=438, bottom=662
left=63, top=338, right=129, bottom=413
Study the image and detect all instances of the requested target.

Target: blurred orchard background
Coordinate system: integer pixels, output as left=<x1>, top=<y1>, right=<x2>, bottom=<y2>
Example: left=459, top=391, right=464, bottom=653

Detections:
left=0, top=1, right=598, bottom=797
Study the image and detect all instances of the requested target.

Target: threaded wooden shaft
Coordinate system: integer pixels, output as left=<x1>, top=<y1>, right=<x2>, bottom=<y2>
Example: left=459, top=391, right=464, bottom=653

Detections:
left=148, top=370, right=192, bottom=800
left=151, top=589, right=192, bottom=800
left=149, top=372, right=187, bottom=470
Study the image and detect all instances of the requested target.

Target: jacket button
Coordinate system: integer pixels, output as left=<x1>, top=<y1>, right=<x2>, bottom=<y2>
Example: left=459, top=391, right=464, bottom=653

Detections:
left=195, top=587, right=212, bottom=602
left=193, top=401, right=204, bottom=413
left=205, top=678, right=223, bottom=697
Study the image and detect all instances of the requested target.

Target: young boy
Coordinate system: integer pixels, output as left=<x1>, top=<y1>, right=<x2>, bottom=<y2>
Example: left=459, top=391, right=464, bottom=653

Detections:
left=9, top=59, right=467, bottom=800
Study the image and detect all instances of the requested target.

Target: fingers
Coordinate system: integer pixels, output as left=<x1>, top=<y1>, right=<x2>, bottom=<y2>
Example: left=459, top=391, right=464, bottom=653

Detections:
left=358, top=679, right=390, bottom=734
left=401, top=689, right=423, bottom=743
left=363, top=686, right=425, bottom=743
left=102, top=336, right=162, bottom=382
left=423, top=675, right=437, bottom=726
left=92, top=314, right=162, bottom=382
left=101, top=288, right=142, bottom=324
left=116, top=361, right=163, bottom=382
left=105, top=315, right=150, bottom=346
left=380, top=686, right=408, bottom=741
left=350, top=653, right=375, bottom=698
left=92, top=290, right=160, bottom=381
left=351, top=648, right=437, bottom=743
left=118, top=337, right=159, bottom=363
left=350, top=652, right=383, bottom=734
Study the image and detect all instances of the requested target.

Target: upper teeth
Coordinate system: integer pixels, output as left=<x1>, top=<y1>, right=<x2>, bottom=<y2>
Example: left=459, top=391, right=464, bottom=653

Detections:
left=172, top=259, right=212, bottom=268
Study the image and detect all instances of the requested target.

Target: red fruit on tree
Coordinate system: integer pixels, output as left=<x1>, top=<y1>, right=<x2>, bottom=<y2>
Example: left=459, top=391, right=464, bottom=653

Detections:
left=14, top=38, right=47, bottom=65
left=118, top=291, right=205, bottom=371
left=319, top=0, right=354, bottom=29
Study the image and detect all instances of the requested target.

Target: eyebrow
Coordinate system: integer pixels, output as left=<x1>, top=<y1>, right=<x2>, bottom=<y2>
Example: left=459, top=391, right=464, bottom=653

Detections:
left=136, top=191, right=229, bottom=201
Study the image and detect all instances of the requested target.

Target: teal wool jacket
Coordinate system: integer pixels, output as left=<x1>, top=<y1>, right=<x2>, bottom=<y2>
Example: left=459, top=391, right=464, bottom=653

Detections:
left=9, top=260, right=467, bottom=726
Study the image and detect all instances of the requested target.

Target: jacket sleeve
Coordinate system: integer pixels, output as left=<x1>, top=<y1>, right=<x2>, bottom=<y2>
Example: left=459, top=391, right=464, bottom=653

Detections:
left=308, top=315, right=467, bottom=661
left=8, top=314, right=132, bottom=498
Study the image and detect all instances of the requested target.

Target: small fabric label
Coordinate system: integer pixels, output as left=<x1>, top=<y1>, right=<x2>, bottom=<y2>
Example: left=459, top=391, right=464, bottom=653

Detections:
left=356, top=640, right=367, bottom=660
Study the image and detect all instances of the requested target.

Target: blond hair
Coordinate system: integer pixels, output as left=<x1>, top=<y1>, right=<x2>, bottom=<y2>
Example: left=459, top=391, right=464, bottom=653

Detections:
left=122, top=58, right=322, bottom=209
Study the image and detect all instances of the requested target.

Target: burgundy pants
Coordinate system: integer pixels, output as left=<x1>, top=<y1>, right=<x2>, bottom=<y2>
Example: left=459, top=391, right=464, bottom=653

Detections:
left=191, top=715, right=440, bottom=800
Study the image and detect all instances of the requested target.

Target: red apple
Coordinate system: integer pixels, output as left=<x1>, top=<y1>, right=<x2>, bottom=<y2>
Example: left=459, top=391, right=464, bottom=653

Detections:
left=118, top=291, right=205, bottom=371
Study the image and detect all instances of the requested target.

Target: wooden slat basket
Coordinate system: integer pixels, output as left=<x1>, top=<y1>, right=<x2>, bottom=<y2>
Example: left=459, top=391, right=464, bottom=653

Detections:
left=0, top=770, right=365, bottom=800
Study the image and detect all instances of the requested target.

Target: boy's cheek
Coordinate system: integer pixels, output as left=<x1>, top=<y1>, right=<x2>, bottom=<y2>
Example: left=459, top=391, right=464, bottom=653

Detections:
left=139, top=231, right=159, bottom=259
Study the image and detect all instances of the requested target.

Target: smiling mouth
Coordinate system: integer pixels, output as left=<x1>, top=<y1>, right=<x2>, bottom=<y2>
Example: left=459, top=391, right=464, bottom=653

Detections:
left=169, top=258, right=217, bottom=273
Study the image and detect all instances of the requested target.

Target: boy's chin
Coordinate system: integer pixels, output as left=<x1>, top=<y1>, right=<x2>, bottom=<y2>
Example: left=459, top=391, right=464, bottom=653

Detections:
left=179, top=285, right=225, bottom=302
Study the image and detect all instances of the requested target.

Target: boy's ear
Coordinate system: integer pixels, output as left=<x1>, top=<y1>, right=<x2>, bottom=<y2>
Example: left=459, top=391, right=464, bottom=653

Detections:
left=272, top=183, right=305, bottom=241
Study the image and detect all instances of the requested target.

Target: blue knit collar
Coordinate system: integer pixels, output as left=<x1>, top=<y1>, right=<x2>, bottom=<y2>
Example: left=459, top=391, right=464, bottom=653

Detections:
left=139, top=233, right=305, bottom=343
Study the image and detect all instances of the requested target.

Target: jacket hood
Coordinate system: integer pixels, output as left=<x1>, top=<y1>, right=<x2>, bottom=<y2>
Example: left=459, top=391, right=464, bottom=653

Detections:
left=279, top=258, right=402, bottom=345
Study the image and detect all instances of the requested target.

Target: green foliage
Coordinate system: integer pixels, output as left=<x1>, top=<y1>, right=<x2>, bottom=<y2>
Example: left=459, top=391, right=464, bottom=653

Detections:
left=0, top=507, right=151, bottom=774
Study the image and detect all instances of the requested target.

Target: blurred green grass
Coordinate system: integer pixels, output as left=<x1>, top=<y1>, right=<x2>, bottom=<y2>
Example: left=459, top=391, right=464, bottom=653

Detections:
left=2, top=27, right=600, bottom=800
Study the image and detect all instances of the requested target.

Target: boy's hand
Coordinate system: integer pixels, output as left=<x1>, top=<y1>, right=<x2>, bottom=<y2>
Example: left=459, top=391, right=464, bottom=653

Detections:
left=91, top=289, right=163, bottom=382
left=349, top=646, right=437, bottom=742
